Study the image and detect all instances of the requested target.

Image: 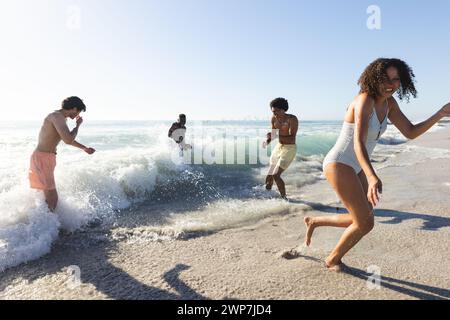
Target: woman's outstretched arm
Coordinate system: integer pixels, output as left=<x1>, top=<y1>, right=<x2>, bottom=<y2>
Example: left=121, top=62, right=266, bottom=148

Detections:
left=388, top=98, right=450, bottom=139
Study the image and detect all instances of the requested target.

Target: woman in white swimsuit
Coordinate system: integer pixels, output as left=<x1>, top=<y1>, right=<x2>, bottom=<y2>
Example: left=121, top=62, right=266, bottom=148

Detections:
left=304, top=58, right=450, bottom=271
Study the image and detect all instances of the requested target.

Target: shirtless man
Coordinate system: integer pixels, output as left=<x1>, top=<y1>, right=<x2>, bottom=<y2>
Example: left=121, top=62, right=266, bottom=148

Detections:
left=168, top=114, right=192, bottom=155
left=29, top=96, right=96, bottom=212
left=263, top=98, right=299, bottom=199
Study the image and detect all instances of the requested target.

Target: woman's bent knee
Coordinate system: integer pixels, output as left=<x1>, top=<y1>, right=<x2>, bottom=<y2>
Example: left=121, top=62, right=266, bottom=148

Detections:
left=356, top=214, right=374, bottom=234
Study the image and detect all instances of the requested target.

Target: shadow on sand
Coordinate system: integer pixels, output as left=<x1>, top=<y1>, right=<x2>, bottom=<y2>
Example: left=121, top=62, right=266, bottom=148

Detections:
left=301, top=201, right=450, bottom=231
left=281, top=252, right=449, bottom=300
left=0, top=232, right=209, bottom=300
left=284, top=201, right=449, bottom=300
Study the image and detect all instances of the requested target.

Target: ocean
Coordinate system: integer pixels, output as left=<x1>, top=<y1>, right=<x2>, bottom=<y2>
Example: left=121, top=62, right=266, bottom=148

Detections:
left=0, top=119, right=445, bottom=271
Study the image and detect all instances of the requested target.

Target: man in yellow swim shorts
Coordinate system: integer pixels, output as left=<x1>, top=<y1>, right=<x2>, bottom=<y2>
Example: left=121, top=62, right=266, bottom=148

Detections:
left=263, top=98, right=298, bottom=200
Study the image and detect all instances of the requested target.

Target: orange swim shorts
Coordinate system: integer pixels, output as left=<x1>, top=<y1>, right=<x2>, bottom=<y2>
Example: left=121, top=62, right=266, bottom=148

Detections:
left=28, top=150, right=57, bottom=190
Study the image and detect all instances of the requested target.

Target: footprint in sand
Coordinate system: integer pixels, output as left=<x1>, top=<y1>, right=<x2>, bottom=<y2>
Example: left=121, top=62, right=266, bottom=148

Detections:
left=280, top=247, right=345, bottom=272
left=280, top=246, right=306, bottom=260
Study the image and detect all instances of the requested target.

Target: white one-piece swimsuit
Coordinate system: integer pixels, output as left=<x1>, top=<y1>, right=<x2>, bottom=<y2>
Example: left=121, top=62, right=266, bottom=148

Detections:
left=323, top=107, right=388, bottom=174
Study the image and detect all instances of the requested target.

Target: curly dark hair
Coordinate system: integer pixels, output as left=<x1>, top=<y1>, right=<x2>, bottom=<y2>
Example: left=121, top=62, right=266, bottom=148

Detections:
left=270, top=97, right=289, bottom=111
left=62, top=96, right=86, bottom=111
left=358, top=58, right=417, bottom=101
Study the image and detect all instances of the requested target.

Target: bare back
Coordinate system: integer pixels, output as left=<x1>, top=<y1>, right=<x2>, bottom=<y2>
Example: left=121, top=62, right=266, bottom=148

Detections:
left=36, top=111, right=68, bottom=153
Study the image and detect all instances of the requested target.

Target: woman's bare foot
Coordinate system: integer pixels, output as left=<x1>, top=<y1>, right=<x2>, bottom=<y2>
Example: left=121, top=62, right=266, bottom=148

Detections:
left=304, top=216, right=316, bottom=246
left=324, top=256, right=344, bottom=272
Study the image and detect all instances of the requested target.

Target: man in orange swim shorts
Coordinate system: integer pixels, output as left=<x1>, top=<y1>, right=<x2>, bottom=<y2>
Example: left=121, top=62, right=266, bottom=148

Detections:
left=29, top=96, right=96, bottom=212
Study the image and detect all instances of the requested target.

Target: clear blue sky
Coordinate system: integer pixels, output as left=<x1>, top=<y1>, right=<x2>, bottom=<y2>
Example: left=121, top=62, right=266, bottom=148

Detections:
left=1, top=0, right=449, bottom=121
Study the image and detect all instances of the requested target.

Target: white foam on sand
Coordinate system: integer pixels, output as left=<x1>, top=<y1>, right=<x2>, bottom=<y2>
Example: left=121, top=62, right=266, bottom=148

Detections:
left=377, top=145, right=450, bottom=170
left=0, top=148, right=162, bottom=271
left=111, top=198, right=313, bottom=244
left=0, top=187, right=60, bottom=271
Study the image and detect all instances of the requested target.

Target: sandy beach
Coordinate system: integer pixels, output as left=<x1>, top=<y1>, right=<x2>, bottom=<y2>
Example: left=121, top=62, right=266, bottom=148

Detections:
left=1, top=126, right=449, bottom=300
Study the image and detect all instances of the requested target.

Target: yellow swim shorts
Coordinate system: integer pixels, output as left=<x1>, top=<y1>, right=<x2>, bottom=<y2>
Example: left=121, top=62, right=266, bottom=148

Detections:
left=269, top=143, right=297, bottom=171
